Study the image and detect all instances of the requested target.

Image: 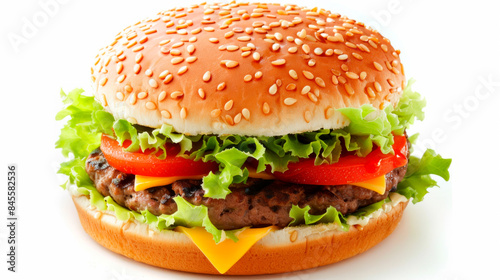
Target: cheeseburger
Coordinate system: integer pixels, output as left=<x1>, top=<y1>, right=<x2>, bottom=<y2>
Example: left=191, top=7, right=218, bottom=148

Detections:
left=56, top=2, right=451, bottom=275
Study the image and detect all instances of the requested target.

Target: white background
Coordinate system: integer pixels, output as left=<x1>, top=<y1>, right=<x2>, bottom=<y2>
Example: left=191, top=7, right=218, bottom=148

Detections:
left=0, top=0, right=499, bottom=279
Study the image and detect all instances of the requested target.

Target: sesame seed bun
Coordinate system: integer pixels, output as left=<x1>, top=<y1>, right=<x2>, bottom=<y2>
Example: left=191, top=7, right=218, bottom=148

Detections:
left=91, top=3, right=405, bottom=136
left=72, top=193, right=408, bottom=275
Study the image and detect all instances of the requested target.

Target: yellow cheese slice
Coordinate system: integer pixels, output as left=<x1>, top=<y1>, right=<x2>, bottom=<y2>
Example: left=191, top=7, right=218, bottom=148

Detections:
left=134, top=168, right=274, bottom=191
left=135, top=175, right=204, bottom=191
left=176, top=226, right=276, bottom=274
left=135, top=170, right=385, bottom=194
left=351, top=175, right=386, bottom=195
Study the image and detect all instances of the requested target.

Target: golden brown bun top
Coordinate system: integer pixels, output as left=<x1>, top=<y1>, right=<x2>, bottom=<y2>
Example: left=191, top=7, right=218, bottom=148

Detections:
left=91, top=2, right=405, bottom=136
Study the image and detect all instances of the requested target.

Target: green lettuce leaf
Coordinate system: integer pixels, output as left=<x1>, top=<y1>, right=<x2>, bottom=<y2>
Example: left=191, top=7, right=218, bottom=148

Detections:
left=289, top=205, right=349, bottom=231
left=397, top=149, right=452, bottom=203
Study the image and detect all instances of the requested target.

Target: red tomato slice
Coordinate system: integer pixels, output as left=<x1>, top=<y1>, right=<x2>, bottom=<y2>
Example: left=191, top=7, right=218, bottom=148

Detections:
left=100, top=135, right=219, bottom=177
left=270, top=135, right=408, bottom=185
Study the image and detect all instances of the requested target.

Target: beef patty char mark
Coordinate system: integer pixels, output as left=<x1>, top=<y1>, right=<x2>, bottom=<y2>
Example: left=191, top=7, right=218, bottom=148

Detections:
left=86, top=148, right=407, bottom=230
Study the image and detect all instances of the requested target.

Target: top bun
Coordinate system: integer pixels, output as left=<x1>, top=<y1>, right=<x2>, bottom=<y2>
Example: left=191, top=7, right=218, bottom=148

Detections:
left=91, top=3, right=405, bottom=136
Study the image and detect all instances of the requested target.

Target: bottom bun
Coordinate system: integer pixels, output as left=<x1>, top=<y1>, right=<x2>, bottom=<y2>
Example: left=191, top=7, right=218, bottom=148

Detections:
left=72, top=194, right=408, bottom=275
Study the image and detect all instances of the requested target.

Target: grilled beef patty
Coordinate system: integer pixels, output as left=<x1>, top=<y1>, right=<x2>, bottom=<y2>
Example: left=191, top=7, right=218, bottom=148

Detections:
left=86, top=148, right=407, bottom=230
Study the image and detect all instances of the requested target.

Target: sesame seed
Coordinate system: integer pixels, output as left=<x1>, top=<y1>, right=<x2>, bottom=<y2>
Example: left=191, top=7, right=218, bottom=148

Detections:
left=116, top=62, right=123, bottom=74
left=217, top=82, right=226, bottom=91
left=158, top=91, right=167, bottom=102
left=366, top=86, right=376, bottom=97
left=180, top=107, right=187, bottom=119
left=189, top=36, right=197, bottom=43
left=171, top=57, right=184, bottom=64
left=224, top=100, right=234, bottom=111
left=346, top=72, right=359, bottom=79
left=138, top=92, right=148, bottom=99
left=253, top=52, right=261, bottom=61
left=275, top=32, right=283, bottom=41
left=172, top=42, right=184, bottom=48
left=163, top=74, right=173, bottom=84
left=125, top=85, right=133, bottom=93
left=284, top=98, right=297, bottom=106
left=145, top=69, right=153, bottom=77
left=186, top=56, right=197, bottom=63
left=307, top=92, right=318, bottom=102
left=271, top=59, right=286, bottom=66
left=178, top=66, right=188, bottom=75
left=269, top=84, right=278, bottom=95
left=198, top=88, right=205, bottom=99
left=331, top=75, right=339, bottom=85
left=373, top=62, right=383, bottom=71
left=338, top=76, right=347, bottom=84
left=225, top=60, right=239, bottom=68
left=325, top=49, right=334, bottom=56
left=325, top=107, right=334, bottom=119
left=226, top=45, right=239, bottom=51
left=286, top=83, right=297, bottom=91
left=302, top=70, right=314, bottom=80
left=224, top=114, right=234, bottom=125
left=159, top=39, right=170, bottom=46
left=149, top=79, right=159, bottom=88
left=344, top=83, right=355, bottom=95
left=304, top=111, right=312, bottom=123
left=271, top=43, right=280, bottom=52
left=381, top=44, right=388, bottom=52
left=358, top=43, right=370, bottom=53
left=161, top=110, right=172, bottom=119
left=302, top=44, right=310, bottom=54
left=368, top=39, right=378, bottom=49
left=185, top=44, right=195, bottom=55
left=345, top=42, right=357, bottom=49
left=237, top=36, right=251, bottom=41
left=276, top=79, right=282, bottom=87
left=203, top=71, right=211, bottom=82
left=116, top=92, right=124, bottom=101
left=241, top=51, right=251, bottom=57
left=255, top=71, right=263, bottom=79
left=352, top=52, right=363, bottom=60
left=129, top=93, right=137, bottom=105
left=234, top=113, right=242, bottom=124
left=308, top=59, right=316, bottom=67
left=341, top=64, right=349, bottom=71
left=360, top=72, right=367, bottom=80
left=314, top=47, right=323, bottom=55
left=262, top=102, right=270, bottom=114
left=301, top=85, right=311, bottom=95
left=225, top=31, right=234, bottom=38
left=146, top=101, right=157, bottom=110
left=211, top=109, right=221, bottom=118
left=242, top=108, right=250, bottom=120
left=338, top=54, right=348, bottom=60
left=209, top=38, right=219, bottom=43
left=387, top=79, right=396, bottom=87
left=289, top=69, right=298, bottom=80
left=244, top=74, right=252, bottom=82
left=159, top=70, right=170, bottom=79
left=170, top=91, right=184, bottom=98
left=288, top=46, right=298, bottom=53
left=99, top=77, right=108, bottom=86
left=117, top=75, right=126, bottom=83
left=315, top=77, right=326, bottom=87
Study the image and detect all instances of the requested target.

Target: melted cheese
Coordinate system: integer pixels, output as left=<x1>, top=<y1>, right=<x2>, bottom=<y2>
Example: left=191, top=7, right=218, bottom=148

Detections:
left=351, top=175, right=386, bottom=195
left=134, top=168, right=274, bottom=191
left=176, top=226, right=276, bottom=274
left=135, top=171, right=386, bottom=194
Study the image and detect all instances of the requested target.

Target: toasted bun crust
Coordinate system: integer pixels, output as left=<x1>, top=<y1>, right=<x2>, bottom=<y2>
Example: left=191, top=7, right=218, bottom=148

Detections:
left=72, top=194, right=408, bottom=275
left=92, top=3, right=405, bottom=136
